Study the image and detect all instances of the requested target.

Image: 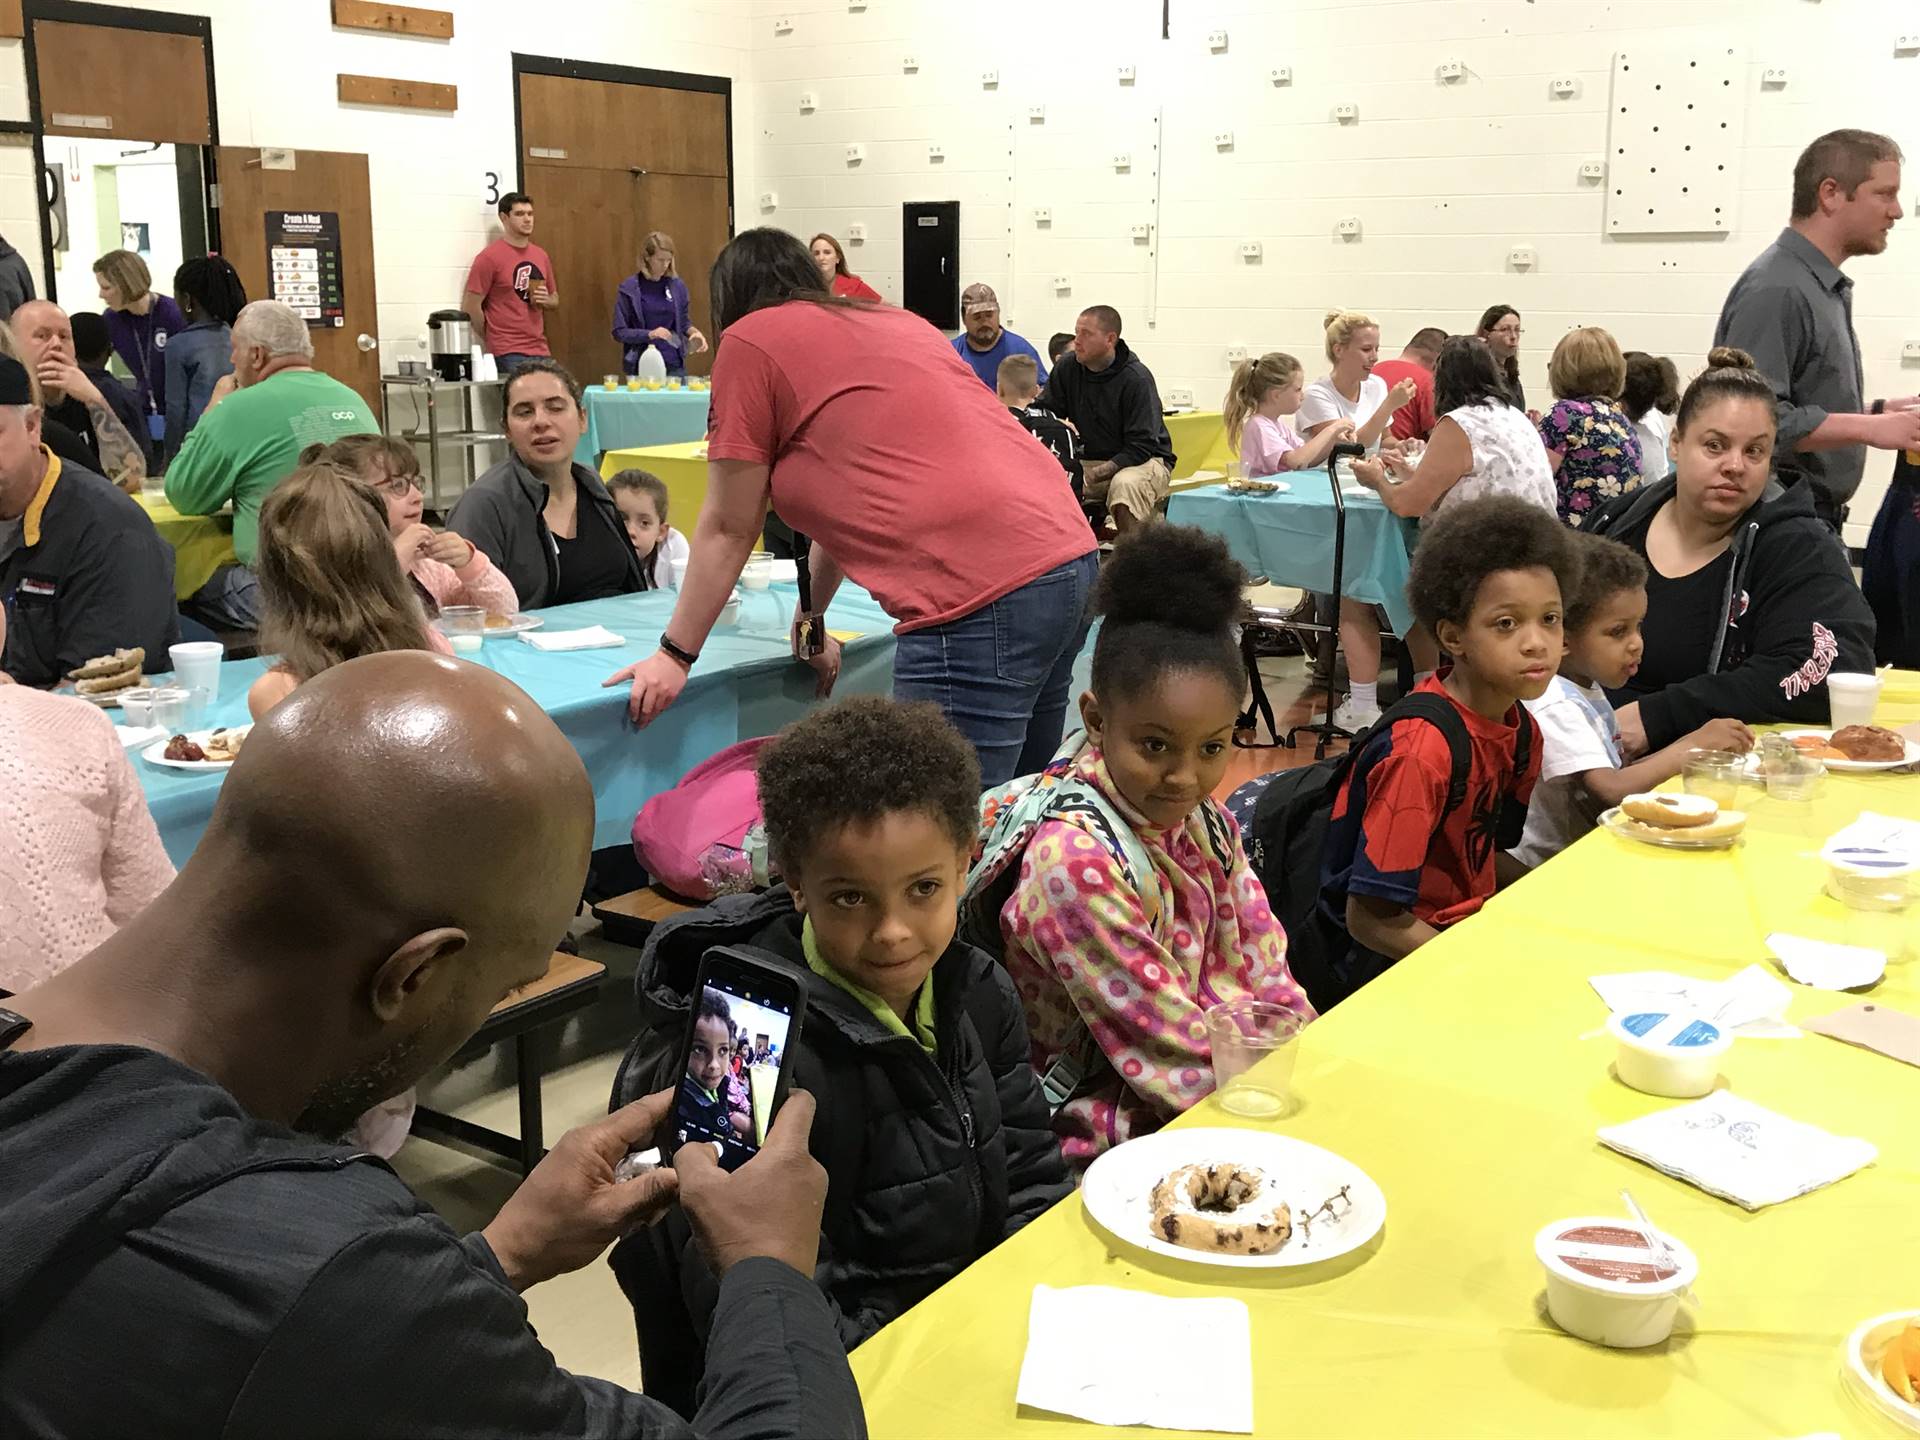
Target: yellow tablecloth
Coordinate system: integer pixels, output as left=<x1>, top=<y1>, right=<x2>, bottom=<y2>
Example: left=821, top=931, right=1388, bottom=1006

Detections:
left=600, top=442, right=710, bottom=538
left=134, top=491, right=235, bottom=602
left=1165, top=409, right=1233, bottom=480
left=851, top=687, right=1920, bottom=1437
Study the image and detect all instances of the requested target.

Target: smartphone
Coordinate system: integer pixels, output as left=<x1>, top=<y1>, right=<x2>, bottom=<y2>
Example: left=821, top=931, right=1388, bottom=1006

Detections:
left=669, top=946, right=806, bottom=1173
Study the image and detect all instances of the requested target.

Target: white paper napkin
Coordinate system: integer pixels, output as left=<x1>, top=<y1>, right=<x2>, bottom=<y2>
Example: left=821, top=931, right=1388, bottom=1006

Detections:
left=1016, top=1285, right=1252, bottom=1434
left=1589, top=965, right=1797, bottom=1037
left=519, top=625, right=626, bottom=652
left=1766, top=932, right=1886, bottom=991
left=115, top=725, right=166, bottom=750
left=1598, top=1093, right=1877, bottom=1210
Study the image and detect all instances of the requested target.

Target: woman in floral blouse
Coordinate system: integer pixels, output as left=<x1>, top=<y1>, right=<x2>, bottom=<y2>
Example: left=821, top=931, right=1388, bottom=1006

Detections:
left=1539, top=326, right=1643, bottom=528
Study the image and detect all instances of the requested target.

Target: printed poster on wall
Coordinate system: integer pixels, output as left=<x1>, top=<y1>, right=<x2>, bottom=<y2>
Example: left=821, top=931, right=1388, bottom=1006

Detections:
left=266, top=210, right=345, bottom=327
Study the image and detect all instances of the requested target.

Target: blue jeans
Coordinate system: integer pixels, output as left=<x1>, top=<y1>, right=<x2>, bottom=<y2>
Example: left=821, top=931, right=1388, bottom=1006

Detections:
left=493, top=353, right=547, bottom=375
left=184, top=563, right=261, bottom=630
left=892, top=552, right=1099, bottom=787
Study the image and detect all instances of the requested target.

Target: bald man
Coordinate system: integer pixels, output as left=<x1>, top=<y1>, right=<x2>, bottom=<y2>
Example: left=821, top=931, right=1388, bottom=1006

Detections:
left=0, top=653, right=864, bottom=1439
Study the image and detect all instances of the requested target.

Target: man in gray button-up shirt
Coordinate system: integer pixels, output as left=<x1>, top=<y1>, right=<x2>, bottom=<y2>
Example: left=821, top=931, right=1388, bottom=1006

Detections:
left=1715, top=129, right=1920, bottom=529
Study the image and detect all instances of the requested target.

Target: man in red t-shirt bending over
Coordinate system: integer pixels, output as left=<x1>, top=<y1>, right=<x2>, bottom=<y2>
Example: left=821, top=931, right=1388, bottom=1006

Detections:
left=1371, top=326, right=1448, bottom=443
left=464, top=192, right=558, bottom=374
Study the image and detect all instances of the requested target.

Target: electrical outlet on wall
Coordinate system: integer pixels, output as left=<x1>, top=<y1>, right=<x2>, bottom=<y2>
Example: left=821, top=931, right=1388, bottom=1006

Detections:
left=1437, top=59, right=1465, bottom=81
left=1117, top=64, right=1136, bottom=83
left=1761, top=66, right=1789, bottom=86
left=980, top=70, right=998, bottom=87
left=848, top=0, right=867, bottom=8
left=1214, top=130, right=1235, bottom=150
left=1903, top=341, right=1920, bottom=361
left=1208, top=29, right=1229, bottom=52
left=1550, top=77, right=1578, bottom=97
left=902, top=55, right=919, bottom=71
left=1167, top=388, right=1195, bottom=408
left=1032, top=207, right=1052, bottom=225
left=1579, top=160, right=1606, bottom=181
left=1896, top=34, right=1920, bottom=54
left=759, top=191, right=778, bottom=210
left=847, top=223, right=867, bottom=243
left=1507, top=245, right=1538, bottom=269
left=1225, top=346, right=1249, bottom=366
left=1112, top=152, right=1132, bottom=170
left=1270, top=66, right=1292, bottom=85
left=1240, top=241, right=1263, bottom=261
left=1028, top=105, right=1046, bottom=123
left=845, top=143, right=865, bottom=163
left=798, top=92, right=817, bottom=112
left=1130, top=223, right=1151, bottom=241
left=1052, top=275, right=1072, bottom=293
left=1333, top=103, right=1359, bottom=123
left=927, top=143, right=945, bottom=161
left=773, top=16, right=792, bottom=34
left=1335, top=216, right=1362, bottom=238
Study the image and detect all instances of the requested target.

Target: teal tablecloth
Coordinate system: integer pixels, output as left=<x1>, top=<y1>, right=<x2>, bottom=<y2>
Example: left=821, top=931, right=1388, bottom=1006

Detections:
left=1169, top=481, right=1419, bottom=636
left=131, top=582, right=898, bottom=865
left=576, top=387, right=711, bottom=461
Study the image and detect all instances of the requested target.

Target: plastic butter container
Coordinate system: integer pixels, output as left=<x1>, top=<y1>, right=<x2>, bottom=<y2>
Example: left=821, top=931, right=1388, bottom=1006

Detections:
left=1822, top=841, right=1920, bottom=913
left=1606, top=1011, right=1729, bottom=1098
left=1536, top=1217, right=1697, bottom=1348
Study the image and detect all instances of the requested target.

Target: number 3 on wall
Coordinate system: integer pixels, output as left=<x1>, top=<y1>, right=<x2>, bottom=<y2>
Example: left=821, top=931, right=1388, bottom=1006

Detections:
left=484, top=172, right=500, bottom=206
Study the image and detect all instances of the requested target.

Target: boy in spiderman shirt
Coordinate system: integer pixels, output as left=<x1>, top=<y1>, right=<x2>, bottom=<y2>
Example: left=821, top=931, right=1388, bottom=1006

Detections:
left=1320, top=497, right=1582, bottom=999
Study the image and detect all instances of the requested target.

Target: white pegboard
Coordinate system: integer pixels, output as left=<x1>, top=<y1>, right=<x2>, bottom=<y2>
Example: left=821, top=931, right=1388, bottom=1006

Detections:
left=1605, top=46, right=1745, bottom=236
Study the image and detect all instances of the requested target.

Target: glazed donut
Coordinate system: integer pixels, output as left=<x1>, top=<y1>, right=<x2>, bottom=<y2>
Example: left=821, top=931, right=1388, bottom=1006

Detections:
left=1621, top=792, right=1719, bottom=828
left=1149, top=1163, right=1293, bottom=1255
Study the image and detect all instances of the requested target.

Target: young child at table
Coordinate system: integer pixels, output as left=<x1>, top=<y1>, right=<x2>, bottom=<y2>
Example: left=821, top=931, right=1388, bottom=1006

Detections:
left=965, top=525, right=1315, bottom=1172
left=1509, top=532, right=1754, bottom=867
left=606, top=468, right=689, bottom=590
left=246, top=463, right=450, bottom=720
left=1222, top=352, right=1358, bottom=477
left=997, top=354, right=1081, bottom=494
left=1319, top=496, right=1579, bottom=998
left=301, top=435, right=518, bottom=620
left=609, top=696, right=1068, bottom=1411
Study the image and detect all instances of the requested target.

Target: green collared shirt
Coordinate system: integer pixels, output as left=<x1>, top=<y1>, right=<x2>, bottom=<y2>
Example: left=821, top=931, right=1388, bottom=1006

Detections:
left=801, top=917, right=937, bottom=1056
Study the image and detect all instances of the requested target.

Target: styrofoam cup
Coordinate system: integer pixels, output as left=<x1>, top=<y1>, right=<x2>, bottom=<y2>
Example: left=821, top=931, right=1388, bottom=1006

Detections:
left=168, top=642, right=223, bottom=704
left=1827, top=672, right=1884, bottom=730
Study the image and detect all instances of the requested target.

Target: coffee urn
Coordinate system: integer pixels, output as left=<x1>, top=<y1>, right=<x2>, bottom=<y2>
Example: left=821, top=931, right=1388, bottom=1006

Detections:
left=427, top=309, right=474, bottom=381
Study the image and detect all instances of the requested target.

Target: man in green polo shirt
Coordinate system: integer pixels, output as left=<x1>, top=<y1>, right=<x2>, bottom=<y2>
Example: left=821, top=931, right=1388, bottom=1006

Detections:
left=165, top=299, right=374, bottom=627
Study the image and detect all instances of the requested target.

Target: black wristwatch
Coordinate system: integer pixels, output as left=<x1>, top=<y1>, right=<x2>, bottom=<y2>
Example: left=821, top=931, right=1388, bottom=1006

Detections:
left=659, top=634, right=699, bottom=669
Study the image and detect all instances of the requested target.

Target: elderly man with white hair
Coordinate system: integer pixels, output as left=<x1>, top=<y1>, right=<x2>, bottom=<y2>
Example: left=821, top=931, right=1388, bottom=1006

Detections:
left=165, top=299, right=376, bottom=627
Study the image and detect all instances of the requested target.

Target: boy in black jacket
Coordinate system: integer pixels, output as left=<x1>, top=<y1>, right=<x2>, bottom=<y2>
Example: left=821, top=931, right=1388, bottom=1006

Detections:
left=997, top=353, right=1082, bottom=496
left=610, top=697, right=1069, bottom=1416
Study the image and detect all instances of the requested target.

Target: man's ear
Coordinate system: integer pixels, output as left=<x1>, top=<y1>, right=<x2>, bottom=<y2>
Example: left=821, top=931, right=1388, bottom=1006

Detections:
left=368, top=928, right=468, bottom=1023
left=1077, top=689, right=1104, bottom=746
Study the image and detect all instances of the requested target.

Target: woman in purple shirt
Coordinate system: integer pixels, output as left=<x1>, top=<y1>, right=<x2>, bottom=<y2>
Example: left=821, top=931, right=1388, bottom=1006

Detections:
left=94, top=248, right=186, bottom=449
left=611, top=231, right=710, bottom=377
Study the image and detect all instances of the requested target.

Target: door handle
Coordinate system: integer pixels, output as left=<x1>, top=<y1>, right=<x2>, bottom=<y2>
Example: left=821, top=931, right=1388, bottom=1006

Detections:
left=356, top=333, right=378, bottom=352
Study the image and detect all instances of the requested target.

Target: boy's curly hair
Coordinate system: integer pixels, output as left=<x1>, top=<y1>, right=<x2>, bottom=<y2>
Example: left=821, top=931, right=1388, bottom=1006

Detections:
left=1406, top=496, right=1580, bottom=630
left=1565, top=531, right=1648, bottom=632
left=757, top=696, right=982, bottom=878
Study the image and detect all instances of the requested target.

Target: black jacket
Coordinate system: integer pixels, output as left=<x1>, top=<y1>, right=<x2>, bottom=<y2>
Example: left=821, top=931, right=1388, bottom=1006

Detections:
left=0, top=236, right=34, bottom=321
left=1, top=452, right=177, bottom=687
left=0, top=1038, right=865, bottom=1440
left=446, top=454, right=642, bottom=609
left=1039, top=341, right=1175, bottom=470
left=609, top=890, right=1068, bottom=1417
left=1009, top=402, right=1083, bottom=495
left=1587, top=476, right=1876, bottom=749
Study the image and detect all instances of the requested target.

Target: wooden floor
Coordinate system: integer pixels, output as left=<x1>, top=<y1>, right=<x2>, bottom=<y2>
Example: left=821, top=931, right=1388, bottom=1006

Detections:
left=1211, top=654, right=1355, bottom=803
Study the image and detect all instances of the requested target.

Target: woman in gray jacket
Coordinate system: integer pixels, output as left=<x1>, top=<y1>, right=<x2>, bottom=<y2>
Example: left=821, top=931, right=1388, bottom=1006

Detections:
left=448, top=360, right=641, bottom=608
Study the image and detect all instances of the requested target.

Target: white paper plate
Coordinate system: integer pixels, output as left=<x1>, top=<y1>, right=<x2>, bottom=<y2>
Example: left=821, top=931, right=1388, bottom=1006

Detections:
left=58, top=679, right=150, bottom=709
left=1600, top=807, right=1744, bottom=850
left=1842, top=1311, right=1920, bottom=1434
left=1080, top=1127, right=1386, bottom=1270
left=438, top=613, right=543, bottom=639
left=1778, top=729, right=1920, bottom=773
left=141, top=727, right=246, bottom=771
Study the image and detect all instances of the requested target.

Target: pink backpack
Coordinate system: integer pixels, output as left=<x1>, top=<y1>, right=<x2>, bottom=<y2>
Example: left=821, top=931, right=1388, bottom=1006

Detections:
left=630, top=737, right=773, bottom=901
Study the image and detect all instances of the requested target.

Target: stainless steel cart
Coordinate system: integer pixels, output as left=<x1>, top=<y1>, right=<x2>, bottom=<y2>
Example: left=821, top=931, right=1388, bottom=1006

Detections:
left=379, top=374, right=507, bottom=511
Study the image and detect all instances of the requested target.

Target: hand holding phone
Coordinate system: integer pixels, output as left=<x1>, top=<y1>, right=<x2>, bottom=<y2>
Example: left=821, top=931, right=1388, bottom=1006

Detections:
left=675, top=1090, right=828, bottom=1280
left=669, top=947, right=806, bottom=1172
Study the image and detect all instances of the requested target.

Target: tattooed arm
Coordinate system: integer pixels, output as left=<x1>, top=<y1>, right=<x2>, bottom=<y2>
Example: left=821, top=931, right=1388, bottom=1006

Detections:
left=41, top=360, right=147, bottom=492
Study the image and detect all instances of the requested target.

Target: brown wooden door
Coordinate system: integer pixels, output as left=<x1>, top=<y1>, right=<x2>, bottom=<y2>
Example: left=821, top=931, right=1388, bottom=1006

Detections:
left=34, top=21, right=211, bottom=144
left=212, top=147, right=381, bottom=414
left=517, top=72, right=730, bottom=382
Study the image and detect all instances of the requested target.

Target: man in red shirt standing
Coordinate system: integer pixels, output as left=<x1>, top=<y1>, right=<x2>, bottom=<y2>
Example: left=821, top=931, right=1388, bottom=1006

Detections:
left=463, top=192, right=558, bottom=374
left=1371, top=326, right=1447, bottom=443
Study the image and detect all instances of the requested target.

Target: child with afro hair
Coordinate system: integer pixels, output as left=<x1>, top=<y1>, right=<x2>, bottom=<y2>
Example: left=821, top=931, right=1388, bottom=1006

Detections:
left=1320, top=496, right=1580, bottom=996
left=611, top=696, right=1066, bottom=1410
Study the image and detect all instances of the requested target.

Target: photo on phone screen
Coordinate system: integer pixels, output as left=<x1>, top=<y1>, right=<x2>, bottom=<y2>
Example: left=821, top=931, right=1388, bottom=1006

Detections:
left=672, top=950, right=802, bottom=1172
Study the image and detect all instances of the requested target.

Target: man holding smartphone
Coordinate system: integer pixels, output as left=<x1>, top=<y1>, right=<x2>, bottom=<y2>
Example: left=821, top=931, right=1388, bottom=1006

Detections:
left=0, top=653, right=865, bottom=1439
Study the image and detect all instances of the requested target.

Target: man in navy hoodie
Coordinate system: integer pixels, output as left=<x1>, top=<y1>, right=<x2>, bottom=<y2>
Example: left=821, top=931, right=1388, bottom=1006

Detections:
left=0, top=651, right=864, bottom=1440
left=1040, top=304, right=1176, bottom=535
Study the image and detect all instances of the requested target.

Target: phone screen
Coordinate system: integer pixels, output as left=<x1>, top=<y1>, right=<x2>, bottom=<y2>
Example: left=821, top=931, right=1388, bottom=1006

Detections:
left=672, top=961, right=797, bottom=1172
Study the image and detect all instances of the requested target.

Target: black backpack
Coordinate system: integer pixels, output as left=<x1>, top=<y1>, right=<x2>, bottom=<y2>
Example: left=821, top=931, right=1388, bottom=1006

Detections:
left=1243, top=692, right=1534, bottom=1012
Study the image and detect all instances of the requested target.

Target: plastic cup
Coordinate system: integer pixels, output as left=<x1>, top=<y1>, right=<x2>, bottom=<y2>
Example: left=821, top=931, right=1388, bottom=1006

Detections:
left=1205, top=1000, right=1304, bottom=1118
left=168, top=641, right=223, bottom=705
left=740, top=551, right=774, bottom=591
left=450, top=633, right=484, bottom=654
left=603, top=374, right=620, bottom=390
left=119, top=690, right=154, bottom=727
left=149, top=686, right=190, bottom=732
left=441, top=605, right=486, bottom=635
left=1765, top=750, right=1823, bottom=802
left=1827, top=672, right=1884, bottom=730
left=1682, top=750, right=1747, bottom=809
left=667, top=552, right=689, bottom=589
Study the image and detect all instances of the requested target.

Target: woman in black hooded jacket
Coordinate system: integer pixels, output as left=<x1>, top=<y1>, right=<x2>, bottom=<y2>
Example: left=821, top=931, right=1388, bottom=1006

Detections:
left=1587, top=348, right=1875, bottom=754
